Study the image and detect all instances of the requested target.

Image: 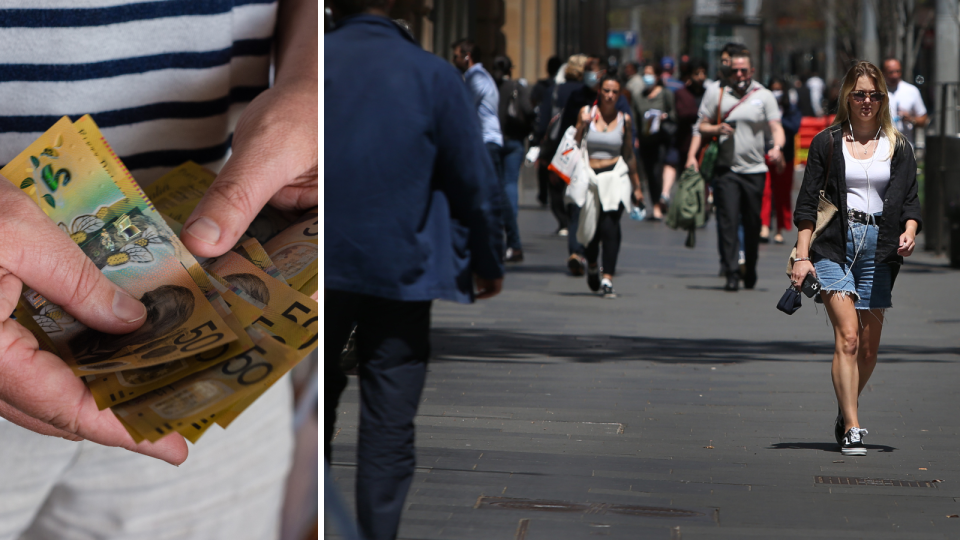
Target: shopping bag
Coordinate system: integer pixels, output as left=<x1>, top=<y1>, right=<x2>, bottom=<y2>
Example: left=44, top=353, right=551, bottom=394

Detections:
left=548, top=126, right=581, bottom=184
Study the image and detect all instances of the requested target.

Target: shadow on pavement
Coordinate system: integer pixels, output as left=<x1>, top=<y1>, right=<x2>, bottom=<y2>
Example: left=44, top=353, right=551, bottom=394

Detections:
left=431, top=328, right=960, bottom=365
left=768, top=441, right=896, bottom=453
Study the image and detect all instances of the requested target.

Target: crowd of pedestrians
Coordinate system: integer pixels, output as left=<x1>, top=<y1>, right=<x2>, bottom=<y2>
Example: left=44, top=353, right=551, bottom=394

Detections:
left=325, top=4, right=926, bottom=536
left=431, top=40, right=928, bottom=299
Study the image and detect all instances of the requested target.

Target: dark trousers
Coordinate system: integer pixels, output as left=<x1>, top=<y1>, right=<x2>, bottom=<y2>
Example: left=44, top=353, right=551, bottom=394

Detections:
left=537, top=156, right=549, bottom=205
left=542, top=164, right=569, bottom=230
left=639, top=137, right=665, bottom=201
left=584, top=205, right=624, bottom=274
left=567, top=203, right=586, bottom=257
left=487, top=142, right=522, bottom=251
left=325, top=290, right=431, bottom=540
left=714, top=168, right=765, bottom=276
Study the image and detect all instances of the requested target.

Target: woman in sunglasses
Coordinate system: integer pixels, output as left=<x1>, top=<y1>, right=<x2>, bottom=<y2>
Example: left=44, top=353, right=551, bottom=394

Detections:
left=791, top=61, right=921, bottom=456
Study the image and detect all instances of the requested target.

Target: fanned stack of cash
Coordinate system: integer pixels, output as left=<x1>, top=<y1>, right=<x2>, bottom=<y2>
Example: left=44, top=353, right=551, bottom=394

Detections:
left=2, top=116, right=318, bottom=444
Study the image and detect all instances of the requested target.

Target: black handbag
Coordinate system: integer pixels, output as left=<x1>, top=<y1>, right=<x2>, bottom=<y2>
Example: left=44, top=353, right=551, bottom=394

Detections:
left=776, top=287, right=802, bottom=315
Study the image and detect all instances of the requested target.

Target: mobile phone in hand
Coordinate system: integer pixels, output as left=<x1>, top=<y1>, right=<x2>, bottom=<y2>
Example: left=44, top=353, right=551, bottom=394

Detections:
left=800, top=273, right=821, bottom=298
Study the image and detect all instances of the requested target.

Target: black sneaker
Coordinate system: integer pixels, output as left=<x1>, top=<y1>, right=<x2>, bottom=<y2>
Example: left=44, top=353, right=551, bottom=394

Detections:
left=723, top=273, right=739, bottom=292
left=601, top=279, right=616, bottom=299
left=587, top=266, right=601, bottom=292
left=834, top=408, right=844, bottom=445
left=841, top=427, right=868, bottom=456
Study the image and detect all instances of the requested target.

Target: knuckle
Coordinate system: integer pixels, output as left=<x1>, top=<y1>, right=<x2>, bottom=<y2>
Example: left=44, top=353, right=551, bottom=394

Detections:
left=63, top=256, right=106, bottom=311
left=205, top=176, right=261, bottom=220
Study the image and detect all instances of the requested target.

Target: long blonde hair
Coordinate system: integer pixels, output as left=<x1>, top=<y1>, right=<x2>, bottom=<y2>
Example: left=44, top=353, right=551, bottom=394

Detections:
left=831, top=61, right=905, bottom=159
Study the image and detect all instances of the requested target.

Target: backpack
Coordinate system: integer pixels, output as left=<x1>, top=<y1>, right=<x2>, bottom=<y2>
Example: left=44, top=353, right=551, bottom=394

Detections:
left=666, top=166, right=706, bottom=248
left=502, top=79, right=533, bottom=139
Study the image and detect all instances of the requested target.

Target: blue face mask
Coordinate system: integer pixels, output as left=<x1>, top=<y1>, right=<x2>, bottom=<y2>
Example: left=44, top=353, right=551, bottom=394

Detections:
left=584, top=71, right=599, bottom=88
left=643, top=74, right=656, bottom=86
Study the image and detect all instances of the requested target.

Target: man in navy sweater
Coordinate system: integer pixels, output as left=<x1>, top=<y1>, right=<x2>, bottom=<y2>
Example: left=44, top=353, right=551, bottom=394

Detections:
left=325, top=1, right=505, bottom=539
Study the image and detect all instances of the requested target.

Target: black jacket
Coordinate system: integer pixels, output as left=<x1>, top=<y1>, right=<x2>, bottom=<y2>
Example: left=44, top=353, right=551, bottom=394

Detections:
left=794, top=125, right=922, bottom=282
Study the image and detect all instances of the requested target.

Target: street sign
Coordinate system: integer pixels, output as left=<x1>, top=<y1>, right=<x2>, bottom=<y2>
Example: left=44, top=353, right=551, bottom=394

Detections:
left=607, top=31, right=637, bottom=49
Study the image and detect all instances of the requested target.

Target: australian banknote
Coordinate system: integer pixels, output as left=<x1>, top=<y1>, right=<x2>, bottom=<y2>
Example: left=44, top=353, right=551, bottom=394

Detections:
left=112, top=326, right=303, bottom=443
left=1, top=117, right=237, bottom=374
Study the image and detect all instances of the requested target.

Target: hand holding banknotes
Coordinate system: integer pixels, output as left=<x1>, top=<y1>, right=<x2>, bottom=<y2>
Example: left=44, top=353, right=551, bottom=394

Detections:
left=0, top=177, right=188, bottom=465
left=182, top=0, right=318, bottom=259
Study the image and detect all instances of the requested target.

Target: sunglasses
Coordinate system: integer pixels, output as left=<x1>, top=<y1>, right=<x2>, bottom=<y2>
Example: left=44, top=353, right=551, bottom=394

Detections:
left=731, top=68, right=750, bottom=74
left=849, top=91, right=885, bottom=102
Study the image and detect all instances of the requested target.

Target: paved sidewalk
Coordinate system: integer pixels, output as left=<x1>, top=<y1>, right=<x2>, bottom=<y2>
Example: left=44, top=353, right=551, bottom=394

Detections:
left=328, top=180, right=960, bottom=539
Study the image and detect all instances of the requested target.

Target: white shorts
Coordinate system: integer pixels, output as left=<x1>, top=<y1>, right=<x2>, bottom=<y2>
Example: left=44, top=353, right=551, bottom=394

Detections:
left=0, top=377, right=294, bottom=540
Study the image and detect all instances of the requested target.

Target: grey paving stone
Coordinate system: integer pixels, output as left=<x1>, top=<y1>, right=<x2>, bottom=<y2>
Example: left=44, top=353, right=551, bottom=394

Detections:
left=327, top=181, right=960, bottom=539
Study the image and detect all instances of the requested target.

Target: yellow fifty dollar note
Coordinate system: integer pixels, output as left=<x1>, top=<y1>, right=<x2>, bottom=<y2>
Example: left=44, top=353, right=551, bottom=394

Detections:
left=85, top=292, right=254, bottom=409
left=203, top=252, right=318, bottom=351
left=112, top=327, right=302, bottom=443
left=262, top=209, right=318, bottom=293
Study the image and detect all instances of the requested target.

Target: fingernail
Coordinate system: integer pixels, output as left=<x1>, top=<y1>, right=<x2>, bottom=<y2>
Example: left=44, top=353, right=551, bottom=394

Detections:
left=113, top=290, right=146, bottom=323
left=185, top=217, right=221, bottom=245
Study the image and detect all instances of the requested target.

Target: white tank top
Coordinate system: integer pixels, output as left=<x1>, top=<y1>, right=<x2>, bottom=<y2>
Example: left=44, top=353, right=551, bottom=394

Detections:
left=842, top=133, right=891, bottom=214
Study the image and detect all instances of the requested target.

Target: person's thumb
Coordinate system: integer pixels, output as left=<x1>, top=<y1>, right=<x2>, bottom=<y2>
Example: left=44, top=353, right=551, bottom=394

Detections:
left=0, top=178, right=146, bottom=334
left=180, top=149, right=287, bottom=258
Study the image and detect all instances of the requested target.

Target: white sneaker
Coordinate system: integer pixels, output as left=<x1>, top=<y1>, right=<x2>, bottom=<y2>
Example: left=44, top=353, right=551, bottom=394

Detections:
left=558, top=228, right=569, bottom=237
left=600, top=278, right=616, bottom=298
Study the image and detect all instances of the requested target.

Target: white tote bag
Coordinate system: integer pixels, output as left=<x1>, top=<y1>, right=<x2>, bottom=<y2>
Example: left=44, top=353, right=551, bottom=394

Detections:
left=547, top=126, right=581, bottom=184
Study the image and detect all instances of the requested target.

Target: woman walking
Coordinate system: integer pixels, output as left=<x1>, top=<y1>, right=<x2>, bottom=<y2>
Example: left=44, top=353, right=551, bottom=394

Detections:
left=791, top=61, right=921, bottom=456
left=632, top=63, right=676, bottom=220
left=574, top=74, right=643, bottom=298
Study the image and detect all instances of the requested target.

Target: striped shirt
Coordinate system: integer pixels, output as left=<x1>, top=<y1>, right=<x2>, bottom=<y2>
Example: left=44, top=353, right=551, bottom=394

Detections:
left=0, top=0, right=278, bottom=185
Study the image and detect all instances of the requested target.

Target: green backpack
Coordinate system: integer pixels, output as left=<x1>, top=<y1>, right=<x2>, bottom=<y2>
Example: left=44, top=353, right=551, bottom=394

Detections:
left=666, top=166, right=706, bottom=248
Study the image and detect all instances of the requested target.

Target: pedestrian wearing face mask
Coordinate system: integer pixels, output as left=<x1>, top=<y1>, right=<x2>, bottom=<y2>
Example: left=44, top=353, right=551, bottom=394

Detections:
left=697, top=49, right=786, bottom=292
left=633, top=62, right=676, bottom=220
left=674, top=59, right=708, bottom=171
left=685, top=44, right=749, bottom=276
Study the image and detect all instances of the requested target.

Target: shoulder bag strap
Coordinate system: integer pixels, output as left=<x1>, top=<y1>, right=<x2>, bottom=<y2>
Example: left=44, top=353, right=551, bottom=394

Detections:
left=720, top=86, right=760, bottom=122
left=714, top=87, right=723, bottom=127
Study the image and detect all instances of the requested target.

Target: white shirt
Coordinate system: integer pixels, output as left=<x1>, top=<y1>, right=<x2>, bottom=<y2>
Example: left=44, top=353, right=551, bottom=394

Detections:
left=887, top=81, right=927, bottom=146
left=806, top=76, right=825, bottom=116
left=842, top=133, right=891, bottom=214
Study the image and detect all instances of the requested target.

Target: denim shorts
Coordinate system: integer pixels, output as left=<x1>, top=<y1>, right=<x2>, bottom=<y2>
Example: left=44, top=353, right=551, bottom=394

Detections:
left=813, top=216, right=892, bottom=310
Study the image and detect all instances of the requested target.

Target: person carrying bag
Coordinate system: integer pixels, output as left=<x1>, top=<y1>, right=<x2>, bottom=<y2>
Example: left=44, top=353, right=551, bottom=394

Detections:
left=570, top=74, right=642, bottom=299
left=789, top=61, right=921, bottom=457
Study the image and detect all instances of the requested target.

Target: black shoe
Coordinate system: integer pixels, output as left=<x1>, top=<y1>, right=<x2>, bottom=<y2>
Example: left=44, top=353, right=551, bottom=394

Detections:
left=587, top=266, right=601, bottom=292
left=723, top=273, right=739, bottom=292
left=505, top=248, right=524, bottom=262
left=841, top=427, right=868, bottom=456
left=834, top=408, right=844, bottom=445
left=567, top=254, right=584, bottom=276
left=743, top=267, right=757, bottom=289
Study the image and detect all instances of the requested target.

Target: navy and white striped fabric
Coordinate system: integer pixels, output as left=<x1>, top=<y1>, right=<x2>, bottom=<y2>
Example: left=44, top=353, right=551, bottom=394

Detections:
left=0, top=0, right=278, bottom=184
